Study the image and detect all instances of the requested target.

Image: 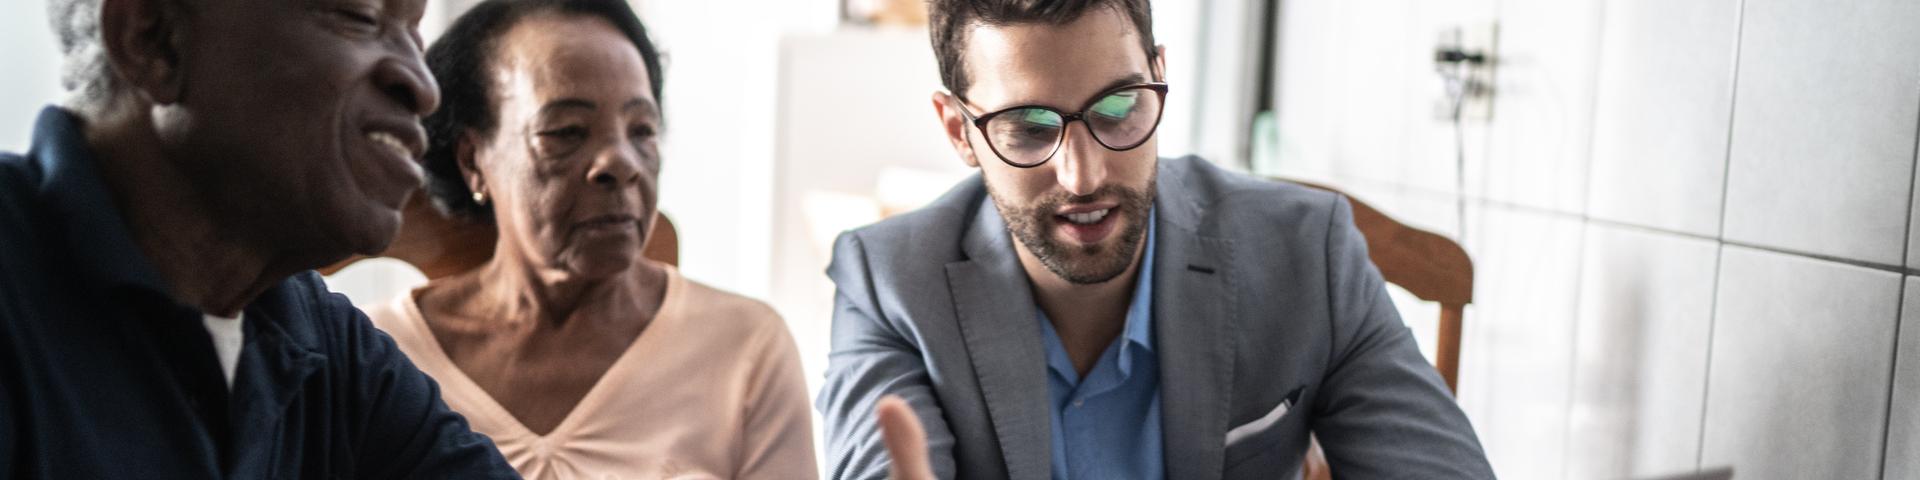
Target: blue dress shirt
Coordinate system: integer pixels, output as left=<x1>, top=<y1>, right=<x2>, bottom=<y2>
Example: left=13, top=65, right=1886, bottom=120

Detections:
left=1037, top=210, right=1164, bottom=480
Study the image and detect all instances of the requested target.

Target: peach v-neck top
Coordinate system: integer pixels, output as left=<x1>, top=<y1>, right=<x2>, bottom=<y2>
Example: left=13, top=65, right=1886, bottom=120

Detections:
left=366, top=267, right=817, bottom=479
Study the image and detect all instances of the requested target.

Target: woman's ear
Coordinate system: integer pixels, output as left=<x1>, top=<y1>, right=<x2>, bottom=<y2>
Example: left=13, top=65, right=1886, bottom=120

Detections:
left=100, top=0, right=189, bottom=105
left=458, top=130, right=488, bottom=201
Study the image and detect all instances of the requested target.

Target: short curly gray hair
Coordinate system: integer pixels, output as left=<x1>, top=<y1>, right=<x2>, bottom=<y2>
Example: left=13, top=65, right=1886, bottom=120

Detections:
left=47, top=0, right=119, bottom=113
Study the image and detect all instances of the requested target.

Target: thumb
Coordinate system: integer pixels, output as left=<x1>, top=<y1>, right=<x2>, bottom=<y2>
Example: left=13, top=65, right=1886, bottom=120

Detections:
left=877, top=395, right=935, bottom=480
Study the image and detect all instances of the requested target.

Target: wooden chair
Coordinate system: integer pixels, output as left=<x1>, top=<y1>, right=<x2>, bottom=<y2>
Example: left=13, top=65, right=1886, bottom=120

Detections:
left=1279, top=179, right=1474, bottom=480
left=323, top=195, right=679, bottom=279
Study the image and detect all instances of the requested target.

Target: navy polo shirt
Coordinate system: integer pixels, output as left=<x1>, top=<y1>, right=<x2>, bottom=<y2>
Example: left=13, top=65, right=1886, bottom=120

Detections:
left=0, top=107, right=516, bottom=478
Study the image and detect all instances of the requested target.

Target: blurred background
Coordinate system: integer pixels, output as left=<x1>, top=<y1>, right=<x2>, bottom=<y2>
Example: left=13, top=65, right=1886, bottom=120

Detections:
left=4, top=0, right=1916, bottom=478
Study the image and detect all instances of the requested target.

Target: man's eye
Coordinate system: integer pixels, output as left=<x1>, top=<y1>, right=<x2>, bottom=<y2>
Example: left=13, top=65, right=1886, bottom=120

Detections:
left=335, top=8, right=378, bottom=26
left=628, top=125, right=657, bottom=139
left=325, top=6, right=384, bottom=34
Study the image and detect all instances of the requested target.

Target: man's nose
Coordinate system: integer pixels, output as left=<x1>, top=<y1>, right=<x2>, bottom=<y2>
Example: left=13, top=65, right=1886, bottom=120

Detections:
left=1053, top=122, right=1108, bottom=196
left=373, top=42, right=441, bottom=116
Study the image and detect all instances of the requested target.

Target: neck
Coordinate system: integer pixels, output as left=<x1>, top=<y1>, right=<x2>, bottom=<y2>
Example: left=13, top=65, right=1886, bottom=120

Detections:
left=83, top=108, right=298, bottom=317
left=467, top=240, right=664, bottom=329
left=1016, top=232, right=1149, bottom=348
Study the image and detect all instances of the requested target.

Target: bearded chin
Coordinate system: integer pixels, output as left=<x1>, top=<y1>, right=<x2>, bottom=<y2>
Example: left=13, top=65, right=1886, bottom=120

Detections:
left=989, top=180, right=1156, bottom=285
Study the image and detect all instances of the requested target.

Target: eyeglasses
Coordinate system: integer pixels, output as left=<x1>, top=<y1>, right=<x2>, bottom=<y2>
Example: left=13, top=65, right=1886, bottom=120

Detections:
left=954, top=82, right=1169, bottom=168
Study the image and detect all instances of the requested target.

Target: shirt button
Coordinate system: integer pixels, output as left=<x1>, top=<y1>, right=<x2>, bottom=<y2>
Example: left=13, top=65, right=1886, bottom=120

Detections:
left=1072, top=400, right=1084, bottom=408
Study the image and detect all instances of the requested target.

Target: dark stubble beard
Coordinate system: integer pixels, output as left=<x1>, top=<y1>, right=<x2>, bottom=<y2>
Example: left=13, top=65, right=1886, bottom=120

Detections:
left=988, top=174, right=1156, bottom=285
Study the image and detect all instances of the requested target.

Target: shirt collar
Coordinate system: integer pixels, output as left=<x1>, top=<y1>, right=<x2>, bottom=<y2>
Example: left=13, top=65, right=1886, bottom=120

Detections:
left=1122, top=208, right=1157, bottom=352
left=1112, top=208, right=1157, bottom=377
left=1037, top=208, right=1159, bottom=382
left=28, top=106, right=173, bottom=295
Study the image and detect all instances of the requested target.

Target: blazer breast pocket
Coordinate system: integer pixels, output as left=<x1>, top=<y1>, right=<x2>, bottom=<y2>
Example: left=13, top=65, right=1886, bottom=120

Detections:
left=1223, top=385, right=1306, bottom=466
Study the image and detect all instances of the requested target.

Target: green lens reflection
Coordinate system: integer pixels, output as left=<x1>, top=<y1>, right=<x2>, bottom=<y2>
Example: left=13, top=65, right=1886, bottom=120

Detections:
left=1091, top=92, right=1139, bottom=119
left=1020, top=108, right=1064, bottom=127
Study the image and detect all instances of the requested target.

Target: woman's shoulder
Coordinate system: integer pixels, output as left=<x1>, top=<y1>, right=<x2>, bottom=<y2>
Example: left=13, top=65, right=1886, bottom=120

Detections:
left=360, top=291, right=420, bottom=335
left=356, top=290, right=445, bottom=365
left=666, top=269, right=789, bottom=337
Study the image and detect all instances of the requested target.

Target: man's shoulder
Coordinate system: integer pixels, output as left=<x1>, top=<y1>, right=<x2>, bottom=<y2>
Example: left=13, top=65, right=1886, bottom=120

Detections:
left=1158, top=155, right=1345, bottom=242
left=0, top=150, right=43, bottom=229
left=835, top=174, right=986, bottom=268
left=0, top=151, right=51, bottom=305
left=251, top=271, right=376, bottom=353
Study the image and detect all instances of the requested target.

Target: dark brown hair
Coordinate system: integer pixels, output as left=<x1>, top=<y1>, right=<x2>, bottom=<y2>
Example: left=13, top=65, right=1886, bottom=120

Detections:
left=421, top=0, right=664, bottom=222
left=927, top=0, right=1157, bottom=98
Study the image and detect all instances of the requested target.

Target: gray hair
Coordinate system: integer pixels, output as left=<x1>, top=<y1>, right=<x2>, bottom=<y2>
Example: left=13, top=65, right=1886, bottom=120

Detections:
left=48, top=0, right=119, bottom=113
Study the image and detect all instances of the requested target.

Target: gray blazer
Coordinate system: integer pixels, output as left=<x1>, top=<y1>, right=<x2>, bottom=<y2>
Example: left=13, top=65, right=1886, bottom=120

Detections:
left=816, top=156, right=1494, bottom=479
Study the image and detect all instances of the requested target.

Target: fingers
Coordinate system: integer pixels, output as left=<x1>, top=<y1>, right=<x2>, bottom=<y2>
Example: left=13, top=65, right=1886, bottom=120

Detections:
left=877, top=395, right=935, bottom=480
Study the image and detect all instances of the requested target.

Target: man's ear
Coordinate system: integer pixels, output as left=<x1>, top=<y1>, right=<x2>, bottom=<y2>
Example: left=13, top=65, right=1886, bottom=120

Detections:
left=930, top=90, right=981, bottom=169
left=1152, top=45, right=1169, bottom=82
left=457, top=130, right=489, bottom=200
left=100, top=0, right=188, bottom=105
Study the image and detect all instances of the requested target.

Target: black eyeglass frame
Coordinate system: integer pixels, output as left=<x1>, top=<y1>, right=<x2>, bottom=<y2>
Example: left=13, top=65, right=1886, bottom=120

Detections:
left=954, top=82, right=1171, bottom=168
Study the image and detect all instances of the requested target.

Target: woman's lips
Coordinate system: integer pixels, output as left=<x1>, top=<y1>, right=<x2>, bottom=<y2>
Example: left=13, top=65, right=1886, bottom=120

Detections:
left=575, top=214, right=640, bottom=235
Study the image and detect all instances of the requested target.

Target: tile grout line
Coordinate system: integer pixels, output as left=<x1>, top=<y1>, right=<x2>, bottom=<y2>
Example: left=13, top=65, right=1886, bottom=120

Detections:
left=1884, top=276, right=1907, bottom=480
left=1696, top=243, right=1726, bottom=472
left=1380, top=179, right=1920, bottom=281
left=1713, top=240, right=1918, bottom=276
left=1556, top=220, right=1591, bottom=480
left=1394, top=186, right=1920, bottom=275
left=1697, top=0, right=1748, bottom=470
left=1560, top=0, right=1613, bottom=475
left=1877, top=30, right=1920, bottom=479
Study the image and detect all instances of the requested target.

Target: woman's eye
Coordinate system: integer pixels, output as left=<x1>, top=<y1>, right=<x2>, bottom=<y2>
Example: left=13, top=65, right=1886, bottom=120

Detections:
left=532, top=126, right=588, bottom=158
left=538, top=126, right=589, bottom=139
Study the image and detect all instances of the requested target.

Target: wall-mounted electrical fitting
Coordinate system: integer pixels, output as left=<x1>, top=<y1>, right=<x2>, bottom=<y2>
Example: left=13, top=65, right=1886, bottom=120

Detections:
left=1434, top=24, right=1497, bottom=123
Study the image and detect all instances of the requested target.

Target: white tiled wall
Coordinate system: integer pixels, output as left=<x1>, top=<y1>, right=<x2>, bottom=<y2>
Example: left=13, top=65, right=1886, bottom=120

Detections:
left=1720, top=0, right=1920, bottom=266
left=1271, top=0, right=1920, bottom=478
left=1584, top=0, right=1739, bottom=238
left=1474, top=0, right=1604, bottom=216
left=1458, top=206, right=1584, bottom=479
left=1566, top=225, right=1717, bottom=479
left=1701, top=247, right=1901, bottom=478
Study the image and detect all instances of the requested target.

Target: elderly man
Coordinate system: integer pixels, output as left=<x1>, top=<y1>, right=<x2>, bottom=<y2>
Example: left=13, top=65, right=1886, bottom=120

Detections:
left=0, top=0, right=515, bottom=477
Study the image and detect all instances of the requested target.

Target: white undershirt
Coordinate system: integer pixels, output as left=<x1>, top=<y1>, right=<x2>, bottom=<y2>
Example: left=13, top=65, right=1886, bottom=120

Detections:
left=201, top=313, right=245, bottom=390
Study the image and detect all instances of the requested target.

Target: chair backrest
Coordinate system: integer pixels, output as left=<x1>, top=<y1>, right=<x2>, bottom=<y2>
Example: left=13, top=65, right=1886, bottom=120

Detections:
left=322, top=196, right=680, bottom=279
left=1280, top=179, right=1474, bottom=393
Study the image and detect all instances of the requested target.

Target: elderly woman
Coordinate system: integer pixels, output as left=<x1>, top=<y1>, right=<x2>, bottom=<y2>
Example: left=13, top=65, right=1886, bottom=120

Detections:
left=363, top=0, right=816, bottom=478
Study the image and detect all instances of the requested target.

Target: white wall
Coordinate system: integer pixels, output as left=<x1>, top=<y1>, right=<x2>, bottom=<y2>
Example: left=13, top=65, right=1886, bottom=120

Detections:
left=1271, top=0, right=1920, bottom=478
left=0, top=2, right=67, bottom=153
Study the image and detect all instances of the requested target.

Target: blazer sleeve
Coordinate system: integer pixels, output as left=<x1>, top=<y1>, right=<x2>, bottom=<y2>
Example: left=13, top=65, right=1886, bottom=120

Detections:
left=815, top=232, right=959, bottom=480
left=1310, top=196, right=1496, bottom=479
left=331, top=294, right=518, bottom=479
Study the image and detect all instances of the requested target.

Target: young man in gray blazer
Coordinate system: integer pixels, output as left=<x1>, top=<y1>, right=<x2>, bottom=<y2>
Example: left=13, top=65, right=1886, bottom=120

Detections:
left=815, top=0, right=1496, bottom=479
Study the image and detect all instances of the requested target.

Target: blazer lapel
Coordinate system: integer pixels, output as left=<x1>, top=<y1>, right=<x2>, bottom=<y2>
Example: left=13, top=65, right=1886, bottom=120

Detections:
left=1153, top=175, right=1239, bottom=480
left=945, top=197, right=1051, bottom=480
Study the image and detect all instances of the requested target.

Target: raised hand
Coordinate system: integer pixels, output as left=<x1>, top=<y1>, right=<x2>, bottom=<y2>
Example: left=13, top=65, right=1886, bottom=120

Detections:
left=877, top=395, right=936, bottom=480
